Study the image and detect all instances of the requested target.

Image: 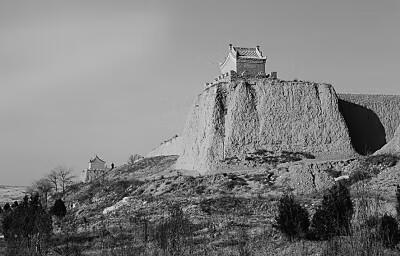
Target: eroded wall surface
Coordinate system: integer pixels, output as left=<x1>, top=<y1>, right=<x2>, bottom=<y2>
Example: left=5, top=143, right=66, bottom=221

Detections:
left=176, top=79, right=356, bottom=174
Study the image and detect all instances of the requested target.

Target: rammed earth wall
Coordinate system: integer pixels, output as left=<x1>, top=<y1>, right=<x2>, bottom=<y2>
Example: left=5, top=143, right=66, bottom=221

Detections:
left=175, top=78, right=356, bottom=174
left=148, top=80, right=400, bottom=172
left=146, top=136, right=182, bottom=157
left=338, top=94, right=400, bottom=155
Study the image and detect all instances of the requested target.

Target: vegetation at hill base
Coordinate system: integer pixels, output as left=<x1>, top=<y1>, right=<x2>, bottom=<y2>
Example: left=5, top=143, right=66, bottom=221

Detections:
left=1, top=154, right=400, bottom=255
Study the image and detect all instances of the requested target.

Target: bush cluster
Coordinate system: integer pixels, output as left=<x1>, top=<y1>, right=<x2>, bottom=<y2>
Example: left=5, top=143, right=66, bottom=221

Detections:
left=364, top=154, right=399, bottom=168
left=2, top=195, right=52, bottom=255
left=275, top=183, right=400, bottom=249
left=1, top=196, right=69, bottom=256
left=275, top=183, right=353, bottom=241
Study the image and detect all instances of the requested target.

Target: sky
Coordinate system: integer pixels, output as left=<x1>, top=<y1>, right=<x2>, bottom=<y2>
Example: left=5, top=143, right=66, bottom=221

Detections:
left=0, top=0, right=399, bottom=185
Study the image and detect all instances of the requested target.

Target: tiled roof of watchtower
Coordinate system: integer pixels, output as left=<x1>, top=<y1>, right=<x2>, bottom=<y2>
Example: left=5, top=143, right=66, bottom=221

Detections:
left=233, top=47, right=262, bottom=59
left=89, top=155, right=105, bottom=163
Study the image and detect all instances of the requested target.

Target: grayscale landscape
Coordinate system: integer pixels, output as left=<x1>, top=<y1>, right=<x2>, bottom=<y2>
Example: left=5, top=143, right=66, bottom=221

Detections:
left=0, top=0, right=400, bottom=255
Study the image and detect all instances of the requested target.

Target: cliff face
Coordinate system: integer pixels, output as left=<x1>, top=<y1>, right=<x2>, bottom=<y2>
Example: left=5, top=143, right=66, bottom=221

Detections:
left=338, top=94, right=400, bottom=155
left=176, top=79, right=356, bottom=174
left=174, top=87, right=225, bottom=172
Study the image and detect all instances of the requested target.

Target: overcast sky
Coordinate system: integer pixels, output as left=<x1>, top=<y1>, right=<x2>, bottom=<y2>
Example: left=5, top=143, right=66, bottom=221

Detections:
left=0, top=0, right=399, bottom=185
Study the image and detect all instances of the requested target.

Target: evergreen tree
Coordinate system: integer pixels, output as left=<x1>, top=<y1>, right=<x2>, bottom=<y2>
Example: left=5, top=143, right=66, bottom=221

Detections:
left=378, top=214, right=399, bottom=248
left=311, top=183, right=353, bottom=240
left=275, top=194, right=310, bottom=240
left=3, top=203, right=10, bottom=212
left=50, top=198, right=67, bottom=218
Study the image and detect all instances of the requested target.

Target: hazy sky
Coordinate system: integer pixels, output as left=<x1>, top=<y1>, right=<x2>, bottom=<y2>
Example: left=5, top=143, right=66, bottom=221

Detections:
left=0, top=0, right=399, bottom=185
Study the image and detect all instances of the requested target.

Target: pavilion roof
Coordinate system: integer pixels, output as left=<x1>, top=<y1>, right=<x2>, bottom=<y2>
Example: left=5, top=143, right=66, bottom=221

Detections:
left=89, top=155, right=105, bottom=163
left=233, top=47, right=260, bottom=58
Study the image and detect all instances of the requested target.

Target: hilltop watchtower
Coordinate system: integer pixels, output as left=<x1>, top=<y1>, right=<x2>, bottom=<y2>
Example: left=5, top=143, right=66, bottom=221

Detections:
left=219, top=44, right=267, bottom=77
left=81, top=155, right=108, bottom=183
left=88, top=155, right=106, bottom=171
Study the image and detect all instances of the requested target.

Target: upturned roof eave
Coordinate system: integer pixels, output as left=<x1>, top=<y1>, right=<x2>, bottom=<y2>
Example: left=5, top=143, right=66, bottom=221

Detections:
left=89, top=155, right=106, bottom=163
left=236, top=56, right=267, bottom=61
left=219, top=52, right=236, bottom=70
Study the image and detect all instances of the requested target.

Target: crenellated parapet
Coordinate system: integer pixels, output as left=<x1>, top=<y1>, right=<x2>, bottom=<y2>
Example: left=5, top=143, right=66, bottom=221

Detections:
left=204, top=70, right=278, bottom=90
left=204, top=70, right=237, bottom=89
left=146, top=135, right=182, bottom=157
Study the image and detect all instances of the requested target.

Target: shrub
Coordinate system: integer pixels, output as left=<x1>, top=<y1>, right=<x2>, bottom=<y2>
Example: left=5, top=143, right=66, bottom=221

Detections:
left=274, top=194, right=310, bottom=240
left=349, top=169, right=372, bottom=184
left=377, top=215, right=399, bottom=248
left=365, top=154, right=399, bottom=168
left=311, top=183, right=353, bottom=240
left=153, top=203, right=193, bottom=255
left=51, top=198, right=67, bottom=218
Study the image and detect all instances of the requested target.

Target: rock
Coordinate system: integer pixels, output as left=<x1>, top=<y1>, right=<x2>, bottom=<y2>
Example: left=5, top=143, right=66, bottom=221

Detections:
left=334, top=175, right=349, bottom=181
left=275, top=162, right=337, bottom=194
left=176, top=78, right=356, bottom=174
left=103, top=197, right=142, bottom=215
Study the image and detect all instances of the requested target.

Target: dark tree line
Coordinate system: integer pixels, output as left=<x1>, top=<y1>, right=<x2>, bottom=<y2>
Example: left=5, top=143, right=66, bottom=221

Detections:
left=1, top=195, right=67, bottom=256
left=275, top=183, right=400, bottom=248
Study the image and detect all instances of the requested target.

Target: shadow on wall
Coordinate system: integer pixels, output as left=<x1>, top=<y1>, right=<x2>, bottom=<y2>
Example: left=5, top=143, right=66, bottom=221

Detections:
left=338, top=99, right=386, bottom=155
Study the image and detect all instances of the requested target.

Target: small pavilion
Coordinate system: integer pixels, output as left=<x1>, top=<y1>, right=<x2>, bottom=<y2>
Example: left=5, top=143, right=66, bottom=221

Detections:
left=219, top=44, right=267, bottom=77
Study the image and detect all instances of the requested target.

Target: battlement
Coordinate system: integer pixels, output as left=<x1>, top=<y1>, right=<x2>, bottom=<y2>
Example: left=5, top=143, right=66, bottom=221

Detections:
left=204, top=70, right=237, bottom=89
left=146, top=135, right=182, bottom=157
left=204, top=70, right=278, bottom=89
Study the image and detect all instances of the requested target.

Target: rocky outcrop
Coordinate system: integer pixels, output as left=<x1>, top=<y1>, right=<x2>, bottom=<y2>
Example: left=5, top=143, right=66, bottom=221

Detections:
left=176, top=78, right=356, bottom=174
left=146, top=135, right=182, bottom=157
left=374, top=124, right=400, bottom=156
left=275, top=159, right=353, bottom=194
left=338, top=94, right=400, bottom=154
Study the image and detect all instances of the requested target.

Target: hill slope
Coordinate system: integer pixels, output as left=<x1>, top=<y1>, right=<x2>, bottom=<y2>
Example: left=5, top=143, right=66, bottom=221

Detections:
left=59, top=153, right=400, bottom=255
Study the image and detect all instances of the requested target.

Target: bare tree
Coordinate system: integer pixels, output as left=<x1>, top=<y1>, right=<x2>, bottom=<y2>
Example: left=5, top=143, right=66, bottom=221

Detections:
left=128, top=154, right=143, bottom=165
left=47, top=166, right=76, bottom=195
left=47, top=169, right=59, bottom=192
left=58, top=167, right=75, bottom=194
